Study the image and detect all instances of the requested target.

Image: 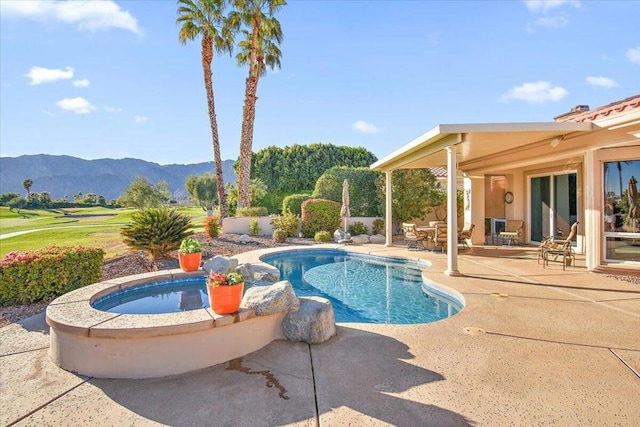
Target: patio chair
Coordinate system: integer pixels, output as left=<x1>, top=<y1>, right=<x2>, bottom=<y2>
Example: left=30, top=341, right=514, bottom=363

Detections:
left=432, top=223, right=448, bottom=253
left=543, top=221, right=579, bottom=270
left=499, top=220, right=524, bottom=246
left=458, top=223, right=475, bottom=250
left=401, top=222, right=427, bottom=251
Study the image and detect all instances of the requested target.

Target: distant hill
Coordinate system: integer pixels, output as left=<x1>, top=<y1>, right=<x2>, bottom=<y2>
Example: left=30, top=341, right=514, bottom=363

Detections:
left=0, top=154, right=236, bottom=201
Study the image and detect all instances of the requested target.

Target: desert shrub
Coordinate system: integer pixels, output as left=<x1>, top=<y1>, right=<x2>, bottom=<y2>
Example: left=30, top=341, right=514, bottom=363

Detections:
left=281, top=193, right=311, bottom=216
left=270, top=211, right=300, bottom=237
left=249, top=219, right=260, bottom=236
left=121, top=207, right=193, bottom=260
left=236, top=206, right=268, bottom=217
left=0, top=246, right=104, bottom=306
left=203, top=215, right=221, bottom=238
left=272, top=229, right=287, bottom=243
left=301, top=198, right=341, bottom=238
left=349, top=221, right=368, bottom=236
left=314, top=231, right=332, bottom=243
left=372, top=218, right=384, bottom=235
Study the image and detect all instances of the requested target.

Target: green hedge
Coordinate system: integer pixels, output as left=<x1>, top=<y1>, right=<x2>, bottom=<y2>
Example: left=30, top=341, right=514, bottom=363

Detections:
left=281, top=193, right=311, bottom=216
left=0, top=246, right=105, bottom=306
left=301, top=198, right=341, bottom=238
left=236, top=206, right=269, bottom=217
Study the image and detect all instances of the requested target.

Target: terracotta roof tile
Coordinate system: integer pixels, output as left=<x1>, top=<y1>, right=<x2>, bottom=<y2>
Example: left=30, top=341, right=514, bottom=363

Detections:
left=559, top=94, right=640, bottom=123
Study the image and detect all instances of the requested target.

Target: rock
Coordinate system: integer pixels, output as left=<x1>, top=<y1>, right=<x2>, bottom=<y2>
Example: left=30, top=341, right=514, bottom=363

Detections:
left=351, top=234, right=370, bottom=244
left=238, top=234, right=253, bottom=244
left=282, top=297, right=336, bottom=344
left=202, top=256, right=239, bottom=274
left=370, top=234, right=386, bottom=244
left=333, top=230, right=351, bottom=243
left=254, top=271, right=279, bottom=282
left=234, top=263, right=254, bottom=283
left=241, top=280, right=300, bottom=316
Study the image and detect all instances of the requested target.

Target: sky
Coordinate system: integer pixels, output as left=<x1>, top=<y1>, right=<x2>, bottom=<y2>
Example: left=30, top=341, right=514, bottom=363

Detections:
left=1, top=0, right=639, bottom=166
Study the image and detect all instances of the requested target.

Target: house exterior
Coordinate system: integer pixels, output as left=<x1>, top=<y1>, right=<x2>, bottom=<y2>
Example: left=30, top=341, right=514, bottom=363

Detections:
left=371, top=94, right=640, bottom=274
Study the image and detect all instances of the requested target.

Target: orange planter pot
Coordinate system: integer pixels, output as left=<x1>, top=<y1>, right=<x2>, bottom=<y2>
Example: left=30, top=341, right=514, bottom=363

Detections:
left=178, top=252, right=202, bottom=272
left=207, top=282, right=244, bottom=315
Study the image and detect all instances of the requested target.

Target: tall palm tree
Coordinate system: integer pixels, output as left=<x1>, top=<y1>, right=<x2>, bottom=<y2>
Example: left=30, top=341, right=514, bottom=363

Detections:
left=22, top=179, right=33, bottom=197
left=177, top=0, right=233, bottom=218
left=229, top=0, right=285, bottom=208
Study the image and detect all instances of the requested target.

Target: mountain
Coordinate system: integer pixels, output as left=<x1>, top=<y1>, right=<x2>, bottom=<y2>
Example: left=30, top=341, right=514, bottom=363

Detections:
left=0, top=155, right=236, bottom=201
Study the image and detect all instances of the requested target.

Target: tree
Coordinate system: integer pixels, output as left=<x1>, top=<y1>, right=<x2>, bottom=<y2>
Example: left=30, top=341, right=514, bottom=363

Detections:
left=229, top=0, right=285, bottom=208
left=117, top=176, right=168, bottom=209
left=39, top=192, right=52, bottom=208
left=7, top=196, right=26, bottom=214
left=0, top=192, right=21, bottom=206
left=313, top=166, right=383, bottom=217
left=22, top=179, right=33, bottom=197
left=248, top=177, right=267, bottom=205
left=185, top=173, right=219, bottom=215
left=178, top=0, right=233, bottom=218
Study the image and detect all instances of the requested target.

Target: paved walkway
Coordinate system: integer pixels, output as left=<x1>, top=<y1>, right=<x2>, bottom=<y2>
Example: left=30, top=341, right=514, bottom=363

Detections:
left=1, top=245, right=639, bottom=426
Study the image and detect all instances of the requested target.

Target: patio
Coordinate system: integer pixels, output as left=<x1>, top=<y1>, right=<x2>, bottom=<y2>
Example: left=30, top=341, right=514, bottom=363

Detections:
left=1, top=244, right=639, bottom=426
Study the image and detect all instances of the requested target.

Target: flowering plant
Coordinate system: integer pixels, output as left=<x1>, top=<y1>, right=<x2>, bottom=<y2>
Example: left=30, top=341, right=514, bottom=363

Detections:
left=208, top=271, right=244, bottom=287
left=179, top=237, right=202, bottom=254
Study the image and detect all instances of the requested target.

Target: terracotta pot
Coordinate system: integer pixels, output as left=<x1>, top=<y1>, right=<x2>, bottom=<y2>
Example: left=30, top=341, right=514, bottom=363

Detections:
left=178, top=252, right=202, bottom=272
left=207, top=282, right=244, bottom=314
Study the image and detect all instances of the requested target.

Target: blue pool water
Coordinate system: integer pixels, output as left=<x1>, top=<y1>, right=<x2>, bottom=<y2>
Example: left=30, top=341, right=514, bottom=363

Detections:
left=262, top=250, right=462, bottom=324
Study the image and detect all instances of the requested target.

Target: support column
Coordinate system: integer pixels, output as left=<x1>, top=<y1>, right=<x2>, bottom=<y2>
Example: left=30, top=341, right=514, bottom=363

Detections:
left=446, top=146, right=460, bottom=276
left=584, top=150, right=598, bottom=270
left=385, top=170, right=393, bottom=247
left=464, top=175, right=485, bottom=246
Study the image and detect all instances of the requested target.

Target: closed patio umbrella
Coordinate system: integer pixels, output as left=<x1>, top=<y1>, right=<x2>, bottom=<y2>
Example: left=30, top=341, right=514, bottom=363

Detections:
left=340, top=179, right=350, bottom=234
left=629, top=176, right=638, bottom=219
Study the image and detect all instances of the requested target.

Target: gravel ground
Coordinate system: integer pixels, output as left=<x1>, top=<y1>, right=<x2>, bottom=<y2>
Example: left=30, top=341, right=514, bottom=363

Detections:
left=0, top=233, right=313, bottom=328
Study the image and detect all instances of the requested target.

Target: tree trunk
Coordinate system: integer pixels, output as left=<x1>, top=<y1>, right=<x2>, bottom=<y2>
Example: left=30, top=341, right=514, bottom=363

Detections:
left=201, top=35, right=229, bottom=218
left=237, top=75, right=259, bottom=208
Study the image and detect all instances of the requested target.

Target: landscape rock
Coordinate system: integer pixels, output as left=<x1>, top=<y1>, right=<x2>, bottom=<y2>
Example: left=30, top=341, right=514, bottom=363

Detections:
left=254, top=271, right=279, bottom=282
left=351, top=234, right=370, bottom=245
left=202, top=256, right=239, bottom=275
left=234, top=263, right=254, bottom=283
left=282, top=297, right=336, bottom=344
left=370, top=234, right=386, bottom=244
left=241, top=280, right=299, bottom=316
left=238, top=234, right=253, bottom=244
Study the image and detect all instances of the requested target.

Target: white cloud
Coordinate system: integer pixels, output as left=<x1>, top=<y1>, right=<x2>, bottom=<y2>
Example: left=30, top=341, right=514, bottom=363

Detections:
left=72, top=78, right=90, bottom=88
left=134, top=115, right=149, bottom=123
left=105, top=106, right=123, bottom=113
left=524, top=0, right=581, bottom=13
left=352, top=120, right=380, bottom=134
left=0, top=0, right=141, bottom=35
left=534, top=15, right=569, bottom=28
left=586, top=76, right=619, bottom=88
left=25, top=66, right=73, bottom=85
left=627, top=46, right=640, bottom=65
left=500, top=81, right=568, bottom=104
left=56, top=97, right=97, bottom=114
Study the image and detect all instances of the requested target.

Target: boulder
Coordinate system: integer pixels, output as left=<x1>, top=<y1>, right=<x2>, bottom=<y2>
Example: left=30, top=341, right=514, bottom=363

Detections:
left=234, top=263, right=254, bottom=283
left=282, top=297, right=336, bottom=344
left=241, top=280, right=299, bottom=316
left=202, top=256, right=239, bottom=275
left=238, top=234, right=253, bottom=244
left=254, top=271, right=279, bottom=283
left=351, top=234, right=370, bottom=245
left=370, top=234, right=386, bottom=244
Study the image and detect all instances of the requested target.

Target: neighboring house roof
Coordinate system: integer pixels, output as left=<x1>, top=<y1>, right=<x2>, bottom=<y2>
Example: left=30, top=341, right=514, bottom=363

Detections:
left=430, top=167, right=447, bottom=177
left=555, top=94, right=640, bottom=123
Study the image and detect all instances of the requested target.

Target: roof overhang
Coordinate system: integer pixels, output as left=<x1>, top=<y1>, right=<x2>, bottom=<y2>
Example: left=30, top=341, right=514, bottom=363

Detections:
left=370, top=122, right=594, bottom=172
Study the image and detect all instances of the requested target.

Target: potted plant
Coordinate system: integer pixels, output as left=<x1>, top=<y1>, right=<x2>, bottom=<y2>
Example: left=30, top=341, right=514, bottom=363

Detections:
left=178, top=237, right=203, bottom=271
left=206, top=271, right=244, bottom=314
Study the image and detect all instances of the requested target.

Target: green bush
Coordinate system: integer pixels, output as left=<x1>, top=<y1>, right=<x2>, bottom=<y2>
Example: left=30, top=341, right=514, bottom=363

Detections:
left=372, top=218, right=384, bottom=235
left=314, top=230, right=332, bottom=243
left=236, top=206, right=268, bottom=217
left=281, top=193, right=311, bottom=216
left=349, top=221, right=368, bottom=236
left=121, top=208, right=193, bottom=260
left=301, top=198, right=341, bottom=238
left=313, top=166, right=383, bottom=217
left=272, top=229, right=287, bottom=243
left=204, top=215, right=221, bottom=238
left=249, top=219, right=260, bottom=236
left=0, top=246, right=104, bottom=306
left=270, top=211, right=300, bottom=237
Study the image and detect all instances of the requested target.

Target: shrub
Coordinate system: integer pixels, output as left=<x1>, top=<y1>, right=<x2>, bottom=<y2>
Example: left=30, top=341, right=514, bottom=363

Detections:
left=301, top=198, right=341, bottom=238
left=249, top=219, right=260, bottom=236
left=121, top=207, right=193, bottom=260
left=349, top=221, right=368, bottom=236
left=314, top=231, right=332, bottom=243
left=372, top=218, right=384, bottom=235
left=313, top=166, right=383, bottom=217
left=0, top=246, right=104, bottom=306
left=272, top=229, right=287, bottom=243
left=236, top=206, right=268, bottom=217
left=203, top=215, right=221, bottom=238
left=281, top=193, right=311, bottom=216
left=270, top=211, right=300, bottom=237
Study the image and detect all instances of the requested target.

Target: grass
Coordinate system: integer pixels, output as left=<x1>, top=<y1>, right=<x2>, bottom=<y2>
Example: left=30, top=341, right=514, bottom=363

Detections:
left=0, top=206, right=210, bottom=258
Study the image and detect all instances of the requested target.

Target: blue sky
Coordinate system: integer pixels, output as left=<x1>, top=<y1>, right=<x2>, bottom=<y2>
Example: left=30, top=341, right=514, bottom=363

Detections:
left=1, top=0, right=639, bottom=165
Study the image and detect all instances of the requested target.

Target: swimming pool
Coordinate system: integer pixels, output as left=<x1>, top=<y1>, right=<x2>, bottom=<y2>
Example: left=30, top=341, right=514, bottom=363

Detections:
left=262, top=250, right=462, bottom=324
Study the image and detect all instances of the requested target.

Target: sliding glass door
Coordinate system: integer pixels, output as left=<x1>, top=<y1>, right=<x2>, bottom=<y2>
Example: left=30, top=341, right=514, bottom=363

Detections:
left=530, top=172, right=577, bottom=243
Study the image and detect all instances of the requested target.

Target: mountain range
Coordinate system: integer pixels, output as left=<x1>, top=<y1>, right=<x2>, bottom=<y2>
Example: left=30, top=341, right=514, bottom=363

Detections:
left=0, top=155, right=236, bottom=201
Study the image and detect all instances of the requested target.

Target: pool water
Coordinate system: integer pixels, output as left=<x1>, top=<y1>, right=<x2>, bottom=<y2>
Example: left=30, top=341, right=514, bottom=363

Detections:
left=262, top=250, right=462, bottom=324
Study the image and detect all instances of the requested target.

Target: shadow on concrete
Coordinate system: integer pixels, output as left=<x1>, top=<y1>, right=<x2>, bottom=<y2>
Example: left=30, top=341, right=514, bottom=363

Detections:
left=15, top=311, right=50, bottom=334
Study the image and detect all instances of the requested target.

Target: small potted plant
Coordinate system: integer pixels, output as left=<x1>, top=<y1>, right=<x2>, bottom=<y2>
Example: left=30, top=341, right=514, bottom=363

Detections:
left=206, top=271, right=244, bottom=314
left=178, top=237, right=203, bottom=271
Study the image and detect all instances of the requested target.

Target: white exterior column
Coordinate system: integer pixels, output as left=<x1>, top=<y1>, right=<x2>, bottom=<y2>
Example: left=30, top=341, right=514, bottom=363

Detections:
left=385, top=170, right=393, bottom=247
left=446, top=146, right=460, bottom=276
left=464, top=175, right=485, bottom=246
left=584, top=150, right=599, bottom=270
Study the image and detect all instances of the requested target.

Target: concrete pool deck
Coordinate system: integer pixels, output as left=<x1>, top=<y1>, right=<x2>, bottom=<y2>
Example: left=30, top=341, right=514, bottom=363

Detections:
left=1, top=244, right=639, bottom=426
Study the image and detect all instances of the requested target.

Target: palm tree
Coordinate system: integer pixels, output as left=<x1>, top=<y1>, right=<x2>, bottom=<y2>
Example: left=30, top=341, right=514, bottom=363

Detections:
left=22, top=179, right=33, bottom=197
left=229, top=0, right=285, bottom=208
left=177, top=0, right=233, bottom=218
